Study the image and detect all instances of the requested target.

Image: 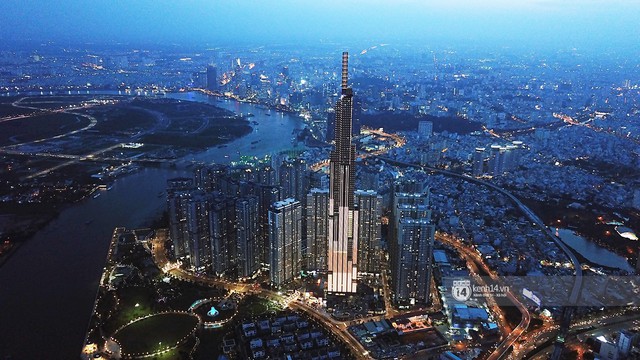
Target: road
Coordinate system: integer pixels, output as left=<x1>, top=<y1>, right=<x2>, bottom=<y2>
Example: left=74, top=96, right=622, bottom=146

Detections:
left=525, top=311, right=640, bottom=359
left=24, top=143, right=125, bottom=179
left=378, top=157, right=586, bottom=359
left=0, top=97, right=179, bottom=178
left=3, top=97, right=100, bottom=150
left=379, top=157, right=583, bottom=295
left=289, top=301, right=371, bottom=360
left=150, top=231, right=370, bottom=359
left=437, top=233, right=531, bottom=360
left=380, top=269, right=398, bottom=318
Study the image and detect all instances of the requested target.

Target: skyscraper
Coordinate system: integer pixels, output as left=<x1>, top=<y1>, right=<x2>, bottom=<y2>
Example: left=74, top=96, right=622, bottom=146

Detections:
left=418, top=121, right=433, bottom=138
left=390, top=191, right=435, bottom=305
left=472, top=147, right=485, bottom=177
left=209, top=196, right=236, bottom=276
left=488, top=144, right=502, bottom=175
left=236, top=196, right=260, bottom=278
left=617, top=330, right=635, bottom=357
left=194, top=164, right=227, bottom=192
left=326, top=109, right=336, bottom=143
left=355, top=190, right=382, bottom=275
left=278, top=157, right=308, bottom=202
left=395, top=218, right=434, bottom=304
left=483, top=142, right=525, bottom=176
left=327, top=52, right=359, bottom=295
left=167, top=177, right=195, bottom=262
left=206, top=65, right=218, bottom=91
left=257, top=185, right=281, bottom=266
left=306, top=188, right=329, bottom=271
left=269, top=198, right=302, bottom=287
left=185, top=191, right=215, bottom=272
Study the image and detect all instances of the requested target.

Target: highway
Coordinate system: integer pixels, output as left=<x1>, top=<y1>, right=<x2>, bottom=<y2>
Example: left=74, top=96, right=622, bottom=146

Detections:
left=525, top=311, right=640, bottom=359
left=379, top=157, right=583, bottom=302
left=379, top=156, right=584, bottom=359
left=437, top=233, right=531, bottom=360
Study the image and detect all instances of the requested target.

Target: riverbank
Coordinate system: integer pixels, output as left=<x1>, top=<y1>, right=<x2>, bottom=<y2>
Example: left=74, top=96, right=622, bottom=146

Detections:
left=520, top=196, right=639, bottom=270
left=0, top=204, right=59, bottom=267
left=0, top=94, right=308, bottom=358
left=0, top=93, right=258, bottom=269
left=191, top=88, right=299, bottom=116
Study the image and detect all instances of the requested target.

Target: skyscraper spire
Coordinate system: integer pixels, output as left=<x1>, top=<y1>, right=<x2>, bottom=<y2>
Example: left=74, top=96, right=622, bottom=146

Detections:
left=341, top=52, right=349, bottom=92
left=327, top=52, right=359, bottom=295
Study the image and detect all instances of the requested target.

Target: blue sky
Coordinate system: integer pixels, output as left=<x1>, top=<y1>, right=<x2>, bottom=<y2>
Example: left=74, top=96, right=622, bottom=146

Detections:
left=1, top=0, right=638, bottom=49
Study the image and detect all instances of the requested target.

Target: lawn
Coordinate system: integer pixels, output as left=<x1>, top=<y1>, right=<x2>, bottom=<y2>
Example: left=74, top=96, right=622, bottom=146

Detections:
left=238, top=295, right=281, bottom=317
left=104, top=286, right=156, bottom=334
left=168, top=282, right=226, bottom=310
left=113, top=312, right=199, bottom=356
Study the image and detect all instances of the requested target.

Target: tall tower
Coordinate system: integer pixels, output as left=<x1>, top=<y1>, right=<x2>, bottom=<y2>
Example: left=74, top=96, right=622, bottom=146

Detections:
left=355, top=190, right=382, bottom=275
left=167, top=178, right=195, bottom=262
left=269, top=198, right=302, bottom=287
left=327, top=52, right=359, bottom=295
left=209, top=196, right=236, bottom=276
left=472, top=147, right=485, bottom=177
left=306, top=188, right=330, bottom=272
left=390, top=191, right=435, bottom=305
left=206, top=65, right=218, bottom=91
left=236, top=196, right=260, bottom=278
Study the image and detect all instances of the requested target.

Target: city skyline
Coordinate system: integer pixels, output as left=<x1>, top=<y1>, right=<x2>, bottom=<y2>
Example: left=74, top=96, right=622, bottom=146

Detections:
left=0, top=4, right=639, bottom=357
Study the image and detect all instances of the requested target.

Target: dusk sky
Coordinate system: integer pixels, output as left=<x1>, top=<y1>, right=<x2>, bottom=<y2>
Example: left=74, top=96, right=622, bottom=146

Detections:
left=1, top=0, right=638, bottom=50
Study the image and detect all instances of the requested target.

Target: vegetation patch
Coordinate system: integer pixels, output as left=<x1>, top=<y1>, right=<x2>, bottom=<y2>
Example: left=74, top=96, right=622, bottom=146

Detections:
left=361, top=112, right=482, bottom=134
left=0, top=113, right=88, bottom=146
left=237, top=295, right=280, bottom=317
left=112, top=312, right=199, bottom=357
left=104, top=286, right=156, bottom=334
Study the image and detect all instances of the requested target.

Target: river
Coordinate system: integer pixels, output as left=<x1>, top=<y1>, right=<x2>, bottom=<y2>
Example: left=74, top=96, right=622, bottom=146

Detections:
left=555, top=228, right=634, bottom=272
left=0, top=93, right=307, bottom=359
left=169, top=92, right=307, bottom=162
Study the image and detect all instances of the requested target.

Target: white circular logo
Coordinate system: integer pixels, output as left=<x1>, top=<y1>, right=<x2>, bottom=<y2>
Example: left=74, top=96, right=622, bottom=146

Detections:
left=452, top=279, right=472, bottom=302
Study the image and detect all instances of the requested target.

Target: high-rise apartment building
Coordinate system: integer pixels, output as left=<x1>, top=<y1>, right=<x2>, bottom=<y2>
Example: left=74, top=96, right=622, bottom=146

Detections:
left=236, top=196, right=260, bottom=278
left=327, top=52, right=359, bottom=295
left=484, top=142, right=525, bottom=176
left=209, top=196, right=236, bottom=276
left=167, top=178, right=195, bottom=262
left=206, top=65, right=218, bottom=91
left=472, top=147, right=485, bottom=177
left=418, top=120, right=433, bottom=138
left=279, top=158, right=308, bottom=202
left=269, top=198, right=302, bottom=287
left=617, top=330, right=635, bottom=357
left=390, top=191, right=435, bottom=305
left=185, top=192, right=215, bottom=272
left=257, top=185, right=281, bottom=266
left=355, top=190, right=382, bottom=275
left=306, top=188, right=329, bottom=272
